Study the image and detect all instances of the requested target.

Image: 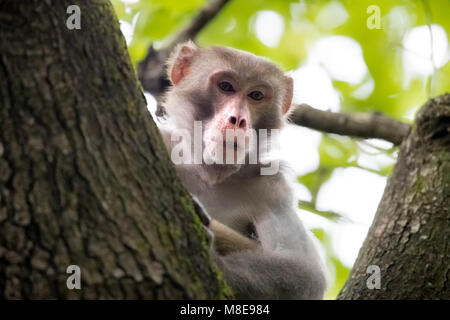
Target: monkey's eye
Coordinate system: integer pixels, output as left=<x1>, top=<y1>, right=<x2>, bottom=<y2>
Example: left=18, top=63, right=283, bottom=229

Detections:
left=248, top=90, right=264, bottom=101
left=218, top=81, right=235, bottom=93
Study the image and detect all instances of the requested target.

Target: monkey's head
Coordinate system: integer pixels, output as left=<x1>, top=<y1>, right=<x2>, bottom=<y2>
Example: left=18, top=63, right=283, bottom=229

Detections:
left=163, top=41, right=293, bottom=169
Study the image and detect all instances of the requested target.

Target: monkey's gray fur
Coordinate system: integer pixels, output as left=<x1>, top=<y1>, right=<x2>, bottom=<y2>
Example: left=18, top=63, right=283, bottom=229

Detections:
left=158, top=41, right=327, bottom=299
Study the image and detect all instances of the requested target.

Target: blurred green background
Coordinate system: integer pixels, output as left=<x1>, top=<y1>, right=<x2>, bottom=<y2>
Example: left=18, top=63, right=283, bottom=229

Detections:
left=110, top=0, right=450, bottom=299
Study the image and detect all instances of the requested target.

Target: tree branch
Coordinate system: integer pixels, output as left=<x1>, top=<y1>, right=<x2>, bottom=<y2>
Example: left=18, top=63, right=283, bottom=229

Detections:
left=167, top=0, right=232, bottom=52
left=289, top=104, right=411, bottom=145
left=138, top=0, right=231, bottom=98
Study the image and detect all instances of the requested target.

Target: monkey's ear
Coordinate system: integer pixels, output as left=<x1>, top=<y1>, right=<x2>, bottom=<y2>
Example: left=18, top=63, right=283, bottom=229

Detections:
left=282, top=76, right=294, bottom=114
left=167, top=41, right=198, bottom=86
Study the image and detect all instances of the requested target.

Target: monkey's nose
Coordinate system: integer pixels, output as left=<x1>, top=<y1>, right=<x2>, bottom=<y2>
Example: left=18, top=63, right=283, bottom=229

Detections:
left=228, top=116, right=247, bottom=130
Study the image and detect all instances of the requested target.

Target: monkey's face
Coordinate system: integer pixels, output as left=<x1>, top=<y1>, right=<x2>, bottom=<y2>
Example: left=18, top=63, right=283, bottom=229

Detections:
left=201, top=69, right=275, bottom=164
left=164, top=42, right=293, bottom=166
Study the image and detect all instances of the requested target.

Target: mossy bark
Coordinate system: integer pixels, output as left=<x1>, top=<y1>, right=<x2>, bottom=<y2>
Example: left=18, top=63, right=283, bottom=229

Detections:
left=338, top=93, right=450, bottom=299
left=0, top=0, right=231, bottom=299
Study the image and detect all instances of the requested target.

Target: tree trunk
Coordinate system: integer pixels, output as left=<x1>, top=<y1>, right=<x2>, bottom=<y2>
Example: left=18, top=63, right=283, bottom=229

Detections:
left=0, top=0, right=231, bottom=299
left=338, top=93, right=450, bottom=299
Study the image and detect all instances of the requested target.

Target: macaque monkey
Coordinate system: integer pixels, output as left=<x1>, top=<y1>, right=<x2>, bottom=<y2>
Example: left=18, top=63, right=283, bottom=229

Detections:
left=157, top=41, right=326, bottom=299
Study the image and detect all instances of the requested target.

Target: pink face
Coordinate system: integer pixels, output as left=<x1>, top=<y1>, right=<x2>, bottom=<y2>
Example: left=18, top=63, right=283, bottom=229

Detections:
left=199, top=70, right=276, bottom=163
left=208, top=70, right=274, bottom=136
left=168, top=43, right=294, bottom=165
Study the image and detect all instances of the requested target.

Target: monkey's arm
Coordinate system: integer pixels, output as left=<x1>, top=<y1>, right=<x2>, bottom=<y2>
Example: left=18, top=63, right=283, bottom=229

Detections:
left=210, top=219, right=260, bottom=255
left=192, top=195, right=260, bottom=255
left=211, top=196, right=326, bottom=299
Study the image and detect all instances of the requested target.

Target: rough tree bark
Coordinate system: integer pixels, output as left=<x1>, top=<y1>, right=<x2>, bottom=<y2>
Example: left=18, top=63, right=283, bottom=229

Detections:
left=338, top=93, right=450, bottom=299
left=0, top=0, right=231, bottom=299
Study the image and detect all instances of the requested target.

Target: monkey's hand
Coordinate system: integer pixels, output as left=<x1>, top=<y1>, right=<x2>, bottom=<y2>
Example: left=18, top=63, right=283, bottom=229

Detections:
left=192, top=197, right=259, bottom=255
left=210, top=219, right=261, bottom=256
